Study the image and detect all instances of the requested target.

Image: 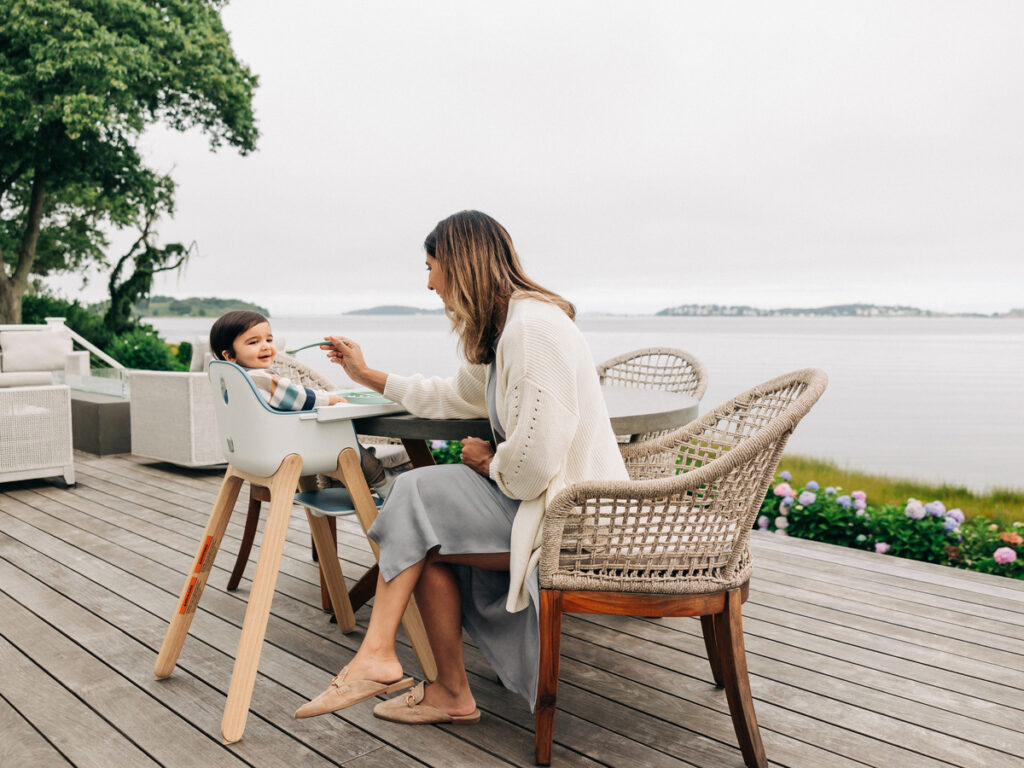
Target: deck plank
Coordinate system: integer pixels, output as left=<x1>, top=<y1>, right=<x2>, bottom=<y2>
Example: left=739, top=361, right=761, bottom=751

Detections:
left=0, top=695, right=73, bottom=768
left=2, top=457, right=1021, bottom=768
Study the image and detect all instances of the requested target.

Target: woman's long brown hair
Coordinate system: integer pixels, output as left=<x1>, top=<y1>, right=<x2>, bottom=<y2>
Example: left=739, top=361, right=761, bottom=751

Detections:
left=425, top=211, right=575, bottom=365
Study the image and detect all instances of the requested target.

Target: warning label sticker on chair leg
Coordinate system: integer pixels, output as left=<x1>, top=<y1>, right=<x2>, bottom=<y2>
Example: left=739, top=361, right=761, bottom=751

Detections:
left=195, top=535, right=218, bottom=574
left=180, top=576, right=199, bottom=615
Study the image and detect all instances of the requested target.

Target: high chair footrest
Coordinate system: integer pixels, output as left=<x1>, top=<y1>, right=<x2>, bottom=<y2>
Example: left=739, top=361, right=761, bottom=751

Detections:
left=295, top=487, right=381, bottom=517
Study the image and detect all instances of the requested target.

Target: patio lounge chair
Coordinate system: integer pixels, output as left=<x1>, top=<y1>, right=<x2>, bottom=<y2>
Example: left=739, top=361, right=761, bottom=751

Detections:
left=534, top=368, right=828, bottom=767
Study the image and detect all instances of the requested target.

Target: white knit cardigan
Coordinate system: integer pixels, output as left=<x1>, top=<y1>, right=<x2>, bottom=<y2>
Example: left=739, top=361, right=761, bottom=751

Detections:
left=383, top=295, right=628, bottom=611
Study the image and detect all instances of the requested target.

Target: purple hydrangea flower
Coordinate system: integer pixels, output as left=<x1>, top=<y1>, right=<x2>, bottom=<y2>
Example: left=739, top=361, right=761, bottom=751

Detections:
left=947, top=508, right=965, bottom=523
left=994, top=547, right=1018, bottom=565
left=773, top=483, right=795, bottom=497
left=757, top=515, right=770, bottom=530
left=905, top=499, right=926, bottom=520
left=924, top=500, right=946, bottom=517
left=798, top=491, right=817, bottom=506
left=836, top=495, right=852, bottom=508
left=943, top=517, right=960, bottom=531
left=825, top=486, right=837, bottom=496
left=853, top=498, right=867, bottom=510
left=779, top=470, right=792, bottom=481
left=774, top=516, right=789, bottom=530
left=806, top=480, right=819, bottom=491
left=430, top=440, right=448, bottom=450
left=875, top=542, right=890, bottom=554
left=781, top=495, right=795, bottom=508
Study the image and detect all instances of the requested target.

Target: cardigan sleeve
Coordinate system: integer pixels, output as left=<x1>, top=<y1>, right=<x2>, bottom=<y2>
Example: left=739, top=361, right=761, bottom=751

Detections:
left=488, top=317, right=581, bottom=501
left=383, top=362, right=488, bottom=419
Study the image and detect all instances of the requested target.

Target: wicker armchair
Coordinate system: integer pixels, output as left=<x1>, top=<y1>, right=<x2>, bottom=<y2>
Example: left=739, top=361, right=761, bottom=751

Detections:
left=534, top=368, right=828, bottom=767
left=597, top=347, right=708, bottom=441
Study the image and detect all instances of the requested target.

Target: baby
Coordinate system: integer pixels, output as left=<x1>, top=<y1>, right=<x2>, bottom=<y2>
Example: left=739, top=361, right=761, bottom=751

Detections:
left=209, top=310, right=395, bottom=497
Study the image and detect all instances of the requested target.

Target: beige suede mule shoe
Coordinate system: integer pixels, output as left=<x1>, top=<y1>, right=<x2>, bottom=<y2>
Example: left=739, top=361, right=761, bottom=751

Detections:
left=295, top=665, right=413, bottom=718
left=372, top=682, right=481, bottom=724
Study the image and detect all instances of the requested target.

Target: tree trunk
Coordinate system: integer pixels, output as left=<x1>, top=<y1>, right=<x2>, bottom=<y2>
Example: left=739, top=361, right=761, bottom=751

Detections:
left=0, top=168, right=47, bottom=324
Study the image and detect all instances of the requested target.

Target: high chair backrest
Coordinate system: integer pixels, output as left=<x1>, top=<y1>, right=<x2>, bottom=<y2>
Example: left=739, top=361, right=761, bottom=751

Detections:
left=208, top=361, right=400, bottom=478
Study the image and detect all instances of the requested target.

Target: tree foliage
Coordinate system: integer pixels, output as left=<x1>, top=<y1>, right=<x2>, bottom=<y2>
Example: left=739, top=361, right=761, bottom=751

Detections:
left=0, top=0, right=258, bottom=322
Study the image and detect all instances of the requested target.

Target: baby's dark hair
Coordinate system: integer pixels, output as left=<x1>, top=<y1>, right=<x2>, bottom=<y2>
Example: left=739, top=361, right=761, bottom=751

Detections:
left=210, top=310, right=269, bottom=361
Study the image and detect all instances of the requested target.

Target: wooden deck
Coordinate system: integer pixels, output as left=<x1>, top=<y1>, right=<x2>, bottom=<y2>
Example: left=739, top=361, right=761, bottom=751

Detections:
left=1, top=452, right=1022, bottom=768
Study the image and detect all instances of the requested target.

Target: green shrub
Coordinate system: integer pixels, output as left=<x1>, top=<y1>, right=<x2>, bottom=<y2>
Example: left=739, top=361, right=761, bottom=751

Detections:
left=430, top=440, right=463, bottom=465
left=105, top=327, right=186, bottom=371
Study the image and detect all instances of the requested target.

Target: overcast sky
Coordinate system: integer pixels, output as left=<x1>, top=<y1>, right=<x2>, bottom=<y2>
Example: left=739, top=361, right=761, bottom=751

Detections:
left=55, top=1, right=1024, bottom=315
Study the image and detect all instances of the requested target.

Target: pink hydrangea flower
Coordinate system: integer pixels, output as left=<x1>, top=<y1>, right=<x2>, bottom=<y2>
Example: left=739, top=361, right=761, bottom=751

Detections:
left=798, top=491, right=817, bottom=506
left=875, top=542, right=890, bottom=554
left=774, top=516, right=789, bottom=530
left=994, top=547, right=1018, bottom=565
left=852, top=490, right=867, bottom=502
left=757, top=515, right=769, bottom=529
left=773, top=483, right=794, bottom=497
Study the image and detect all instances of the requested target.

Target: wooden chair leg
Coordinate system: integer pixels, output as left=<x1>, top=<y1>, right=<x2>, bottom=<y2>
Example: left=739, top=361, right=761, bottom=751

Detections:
left=319, top=516, right=337, bottom=611
left=221, top=455, right=303, bottom=744
left=534, top=590, right=563, bottom=766
left=714, top=588, right=767, bottom=768
left=227, top=488, right=261, bottom=591
left=306, top=511, right=356, bottom=632
left=336, top=447, right=437, bottom=683
left=348, top=564, right=380, bottom=611
left=700, top=614, right=724, bottom=687
left=155, top=470, right=243, bottom=678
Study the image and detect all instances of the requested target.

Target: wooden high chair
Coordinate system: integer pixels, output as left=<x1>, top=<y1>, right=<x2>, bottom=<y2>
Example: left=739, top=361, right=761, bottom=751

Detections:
left=153, top=361, right=437, bottom=743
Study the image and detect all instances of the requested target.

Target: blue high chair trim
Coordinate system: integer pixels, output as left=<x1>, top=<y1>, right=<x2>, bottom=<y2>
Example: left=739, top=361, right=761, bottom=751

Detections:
left=295, top=487, right=383, bottom=516
left=210, top=360, right=314, bottom=416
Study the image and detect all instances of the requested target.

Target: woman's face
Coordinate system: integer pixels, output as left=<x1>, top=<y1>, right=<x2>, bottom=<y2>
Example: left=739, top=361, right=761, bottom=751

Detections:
left=426, top=255, right=447, bottom=303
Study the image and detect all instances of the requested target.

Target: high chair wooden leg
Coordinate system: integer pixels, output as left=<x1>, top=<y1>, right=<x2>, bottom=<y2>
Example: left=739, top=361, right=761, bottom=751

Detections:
left=155, top=469, right=243, bottom=679
left=221, top=454, right=303, bottom=744
left=306, top=510, right=356, bottom=632
left=336, top=447, right=438, bottom=683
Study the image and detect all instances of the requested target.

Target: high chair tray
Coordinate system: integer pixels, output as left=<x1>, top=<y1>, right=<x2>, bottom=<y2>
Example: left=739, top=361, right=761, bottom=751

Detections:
left=314, top=395, right=405, bottom=422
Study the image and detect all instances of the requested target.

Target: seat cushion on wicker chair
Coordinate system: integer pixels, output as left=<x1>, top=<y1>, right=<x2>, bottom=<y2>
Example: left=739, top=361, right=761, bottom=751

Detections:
left=0, top=371, right=54, bottom=387
left=0, top=330, right=72, bottom=372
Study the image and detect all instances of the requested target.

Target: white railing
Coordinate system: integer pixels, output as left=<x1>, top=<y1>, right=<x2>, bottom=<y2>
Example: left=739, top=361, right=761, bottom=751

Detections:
left=0, top=317, right=125, bottom=370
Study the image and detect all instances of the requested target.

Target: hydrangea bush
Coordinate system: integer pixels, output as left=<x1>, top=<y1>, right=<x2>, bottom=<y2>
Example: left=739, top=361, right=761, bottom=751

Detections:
left=757, top=473, right=1024, bottom=580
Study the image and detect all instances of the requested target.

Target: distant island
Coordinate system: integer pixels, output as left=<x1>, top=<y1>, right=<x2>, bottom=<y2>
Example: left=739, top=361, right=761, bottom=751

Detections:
left=346, top=305, right=445, bottom=316
left=656, top=303, right=1023, bottom=318
left=93, top=295, right=271, bottom=317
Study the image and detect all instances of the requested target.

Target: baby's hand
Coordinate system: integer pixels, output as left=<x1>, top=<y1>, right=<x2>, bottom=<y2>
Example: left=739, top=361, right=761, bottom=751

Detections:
left=327, top=394, right=348, bottom=405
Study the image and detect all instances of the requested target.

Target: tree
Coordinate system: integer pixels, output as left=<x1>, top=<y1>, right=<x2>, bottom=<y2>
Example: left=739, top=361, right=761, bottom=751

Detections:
left=103, top=175, right=193, bottom=335
left=0, top=0, right=258, bottom=323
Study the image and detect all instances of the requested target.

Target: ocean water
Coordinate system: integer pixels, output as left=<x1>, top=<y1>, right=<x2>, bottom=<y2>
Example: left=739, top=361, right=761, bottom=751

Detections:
left=150, top=314, right=1024, bottom=493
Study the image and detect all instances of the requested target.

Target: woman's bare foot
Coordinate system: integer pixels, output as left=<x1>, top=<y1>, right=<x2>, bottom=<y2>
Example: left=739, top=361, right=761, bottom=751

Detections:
left=343, top=651, right=405, bottom=685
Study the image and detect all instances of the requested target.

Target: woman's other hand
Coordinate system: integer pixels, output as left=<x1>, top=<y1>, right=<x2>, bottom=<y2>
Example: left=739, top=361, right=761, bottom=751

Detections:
left=322, top=336, right=388, bottom=393
left=460, top=436, right=495, bottom=477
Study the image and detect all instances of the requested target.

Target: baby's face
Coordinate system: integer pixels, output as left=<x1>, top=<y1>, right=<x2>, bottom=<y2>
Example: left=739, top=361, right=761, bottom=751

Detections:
left=229, top=322, right=276, bottom=368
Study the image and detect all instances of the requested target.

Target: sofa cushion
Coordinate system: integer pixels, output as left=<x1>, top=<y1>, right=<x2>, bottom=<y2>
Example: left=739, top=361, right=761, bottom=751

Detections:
left=0, top=330, right=72, bottom=372
left=0, top=371, right=54, bottom=387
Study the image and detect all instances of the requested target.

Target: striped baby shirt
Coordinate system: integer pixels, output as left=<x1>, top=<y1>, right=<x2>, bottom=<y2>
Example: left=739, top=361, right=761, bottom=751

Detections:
left=243, top=367, right=330, bottom=411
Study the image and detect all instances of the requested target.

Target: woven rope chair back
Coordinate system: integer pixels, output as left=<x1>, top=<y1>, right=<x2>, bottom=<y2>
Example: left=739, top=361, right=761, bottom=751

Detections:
left=597, top=347, right=708, bottom=400
left=598, top=347, right=708, bottom=441
left=272, top=352, right=334, bottom=390
left=541, top=368, right=827, bottom=595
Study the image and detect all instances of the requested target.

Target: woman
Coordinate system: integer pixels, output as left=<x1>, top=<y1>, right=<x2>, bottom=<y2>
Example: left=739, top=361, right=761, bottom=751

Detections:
left=296, top=210, right=627, bottom=724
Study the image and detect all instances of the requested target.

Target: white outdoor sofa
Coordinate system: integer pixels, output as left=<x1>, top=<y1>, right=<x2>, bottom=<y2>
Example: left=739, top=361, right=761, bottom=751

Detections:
left=0, top=320, right=82, bottom=485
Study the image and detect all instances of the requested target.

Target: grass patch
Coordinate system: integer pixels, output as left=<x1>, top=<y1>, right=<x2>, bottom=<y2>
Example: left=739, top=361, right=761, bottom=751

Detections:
left=779, top=454, right=1024, bottom=526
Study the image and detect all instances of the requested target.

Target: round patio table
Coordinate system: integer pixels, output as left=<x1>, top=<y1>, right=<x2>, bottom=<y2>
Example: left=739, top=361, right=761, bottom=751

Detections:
left=340, top=385, right=700, bottom=607
left=353, top=385, right=700, bottom=444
